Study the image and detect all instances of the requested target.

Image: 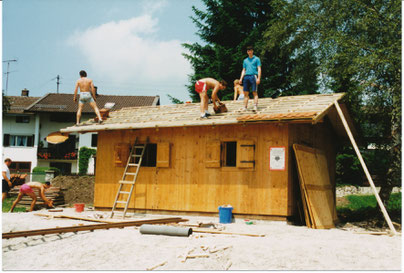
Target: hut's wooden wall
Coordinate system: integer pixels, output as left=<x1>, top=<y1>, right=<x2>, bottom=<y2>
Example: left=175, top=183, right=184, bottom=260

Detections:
left=94, top=121, right=337, bottom=217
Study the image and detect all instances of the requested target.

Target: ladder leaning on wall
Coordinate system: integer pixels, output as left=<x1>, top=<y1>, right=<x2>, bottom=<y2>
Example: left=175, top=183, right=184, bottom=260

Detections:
left=110, top=137, right=148, bottom=219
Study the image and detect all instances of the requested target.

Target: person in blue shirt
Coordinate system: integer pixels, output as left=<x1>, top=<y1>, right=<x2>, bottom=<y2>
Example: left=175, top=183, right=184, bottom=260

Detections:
left=239, top=46, right=261, bottom=111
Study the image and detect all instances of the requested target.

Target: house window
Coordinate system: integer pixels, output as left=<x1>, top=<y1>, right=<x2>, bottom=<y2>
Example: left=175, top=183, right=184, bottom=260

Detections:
left=137, top=143, right=157, bottom=167
left=5, top=135, right=35, bottom=147
left=9, top=162, right=31, bottom=173
left=91, top=134, right=98, bottom=147
left=223, top=141, right=237, bottom=167
left=50, top=162, right=72, bottom=175
left=16, top=116, right=30, bottom=123
left=49, top=113, right=76, bottom=122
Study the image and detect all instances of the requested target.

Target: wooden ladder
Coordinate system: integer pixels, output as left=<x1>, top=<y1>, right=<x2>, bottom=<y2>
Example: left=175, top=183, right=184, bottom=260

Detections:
left=110, top=137, right=148, bottom=219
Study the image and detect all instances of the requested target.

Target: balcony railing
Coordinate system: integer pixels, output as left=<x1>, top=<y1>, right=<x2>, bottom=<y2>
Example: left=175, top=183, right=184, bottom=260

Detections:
left=37, top=148, right=78, bottom=160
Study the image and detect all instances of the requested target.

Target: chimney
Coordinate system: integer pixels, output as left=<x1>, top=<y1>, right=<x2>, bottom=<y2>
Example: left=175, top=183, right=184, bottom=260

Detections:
left=21, top=88, right=29, bottom=97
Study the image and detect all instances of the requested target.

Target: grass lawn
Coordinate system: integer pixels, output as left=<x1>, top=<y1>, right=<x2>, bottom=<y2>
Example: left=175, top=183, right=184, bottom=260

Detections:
left=2, top=197, right=26, bottom=213
left=337, top=192, right=401, bottom=223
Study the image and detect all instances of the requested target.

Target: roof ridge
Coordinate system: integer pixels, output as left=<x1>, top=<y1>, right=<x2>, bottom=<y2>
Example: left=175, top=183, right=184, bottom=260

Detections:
left=25, top=93, right=52, bottom=111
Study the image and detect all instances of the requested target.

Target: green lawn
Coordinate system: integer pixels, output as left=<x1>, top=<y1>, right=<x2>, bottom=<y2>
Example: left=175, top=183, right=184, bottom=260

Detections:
left=2, top=197, right=26, bottom=213
left=337, top=192, right=401, bottom=223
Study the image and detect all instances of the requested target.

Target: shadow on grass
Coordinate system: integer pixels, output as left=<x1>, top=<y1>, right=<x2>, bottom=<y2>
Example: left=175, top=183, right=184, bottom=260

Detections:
left=337, top=193, right=401, bottom=226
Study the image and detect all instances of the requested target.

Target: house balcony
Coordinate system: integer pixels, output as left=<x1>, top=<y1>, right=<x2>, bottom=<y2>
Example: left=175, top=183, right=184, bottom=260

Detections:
left=37, top=148, right=78, bottom=160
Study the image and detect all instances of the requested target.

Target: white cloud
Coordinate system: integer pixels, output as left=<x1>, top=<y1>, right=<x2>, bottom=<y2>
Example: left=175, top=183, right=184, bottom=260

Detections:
left=67, top=13, right=191, bottom=103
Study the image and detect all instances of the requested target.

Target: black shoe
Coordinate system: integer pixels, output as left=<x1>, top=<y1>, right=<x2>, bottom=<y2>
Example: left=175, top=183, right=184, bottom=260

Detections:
left=200, top=114, right=209, bottom=119
left=205, top=112, right=211, bottom=117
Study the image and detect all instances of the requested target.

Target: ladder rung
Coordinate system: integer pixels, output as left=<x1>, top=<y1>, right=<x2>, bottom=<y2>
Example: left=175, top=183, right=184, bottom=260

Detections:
left=134, top=145, right=145, bottom=148
left=115, top=201, right=127, bottom=204
left=119, top=191, right=131, bottom=194
left=128, top=163, right=139, bottom=167
left=131, top=154, right=142, bottom=157
left=119, top=180, right=135, bottom=184
left=124, top=172, right=137, bottom=176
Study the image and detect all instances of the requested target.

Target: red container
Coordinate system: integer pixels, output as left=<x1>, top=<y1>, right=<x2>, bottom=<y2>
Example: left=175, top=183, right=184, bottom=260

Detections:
left=74, top=203, right=85, bottom=213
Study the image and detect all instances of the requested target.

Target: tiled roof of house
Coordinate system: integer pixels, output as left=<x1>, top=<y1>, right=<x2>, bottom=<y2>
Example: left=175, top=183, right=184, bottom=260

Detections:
left=25, top=93, right=160, bottom=113
left=61, top=93, right=357, bottom=138
left=5, top=96, right=42, bottom=114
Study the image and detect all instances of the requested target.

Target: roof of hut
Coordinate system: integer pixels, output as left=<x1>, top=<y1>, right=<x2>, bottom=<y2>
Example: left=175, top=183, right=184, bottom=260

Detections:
left=60, top=93, right=356, bottom=138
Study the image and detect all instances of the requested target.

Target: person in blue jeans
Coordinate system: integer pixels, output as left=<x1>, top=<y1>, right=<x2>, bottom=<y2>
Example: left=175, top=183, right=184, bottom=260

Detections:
left=239, top=46, right=261, bottom=111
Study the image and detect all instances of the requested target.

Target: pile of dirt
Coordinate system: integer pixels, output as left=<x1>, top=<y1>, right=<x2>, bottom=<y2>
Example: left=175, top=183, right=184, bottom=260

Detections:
left=51, top=176, right=94, bottom=206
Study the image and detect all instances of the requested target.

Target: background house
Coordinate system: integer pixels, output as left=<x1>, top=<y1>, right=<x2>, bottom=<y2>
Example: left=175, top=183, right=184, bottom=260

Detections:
left=2, top=89, right=160, bottom=175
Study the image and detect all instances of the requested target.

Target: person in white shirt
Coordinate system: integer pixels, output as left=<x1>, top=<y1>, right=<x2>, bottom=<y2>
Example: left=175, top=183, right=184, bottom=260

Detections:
left=2, top=158, right=13, bottom=201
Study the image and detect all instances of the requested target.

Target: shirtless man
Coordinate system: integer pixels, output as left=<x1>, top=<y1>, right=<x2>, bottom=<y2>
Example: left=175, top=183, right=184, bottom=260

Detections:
left=194, top=78, right=227, bottom=118
left=10, top=182, right=54, bottom=212
left=73, top=70, right=103, bottom=125
left=233, top=79, right=244, bottom=101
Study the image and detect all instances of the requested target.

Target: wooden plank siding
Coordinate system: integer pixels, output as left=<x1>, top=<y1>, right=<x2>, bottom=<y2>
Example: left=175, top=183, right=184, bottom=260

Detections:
left=94, top=123, right=293, bottom=216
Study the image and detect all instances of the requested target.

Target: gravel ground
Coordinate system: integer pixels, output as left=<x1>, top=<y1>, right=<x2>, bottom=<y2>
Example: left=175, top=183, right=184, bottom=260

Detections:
left=2, top=208, right=402, bottom=271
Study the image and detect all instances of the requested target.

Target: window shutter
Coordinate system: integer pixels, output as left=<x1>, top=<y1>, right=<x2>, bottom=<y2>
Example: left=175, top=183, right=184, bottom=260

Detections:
left=27, top=135, right=34, bottom=147
left=237, top=140, right=255, bottom=168
left=3, top=134, right=10, bottom=147
left=205, top=140, right=221, bottom=168
left=156, top=142, right=170, bottom=168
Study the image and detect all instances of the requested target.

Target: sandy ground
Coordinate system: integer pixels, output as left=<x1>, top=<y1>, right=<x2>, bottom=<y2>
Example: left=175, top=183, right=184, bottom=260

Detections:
left=2, top=208, right=402, bottom=271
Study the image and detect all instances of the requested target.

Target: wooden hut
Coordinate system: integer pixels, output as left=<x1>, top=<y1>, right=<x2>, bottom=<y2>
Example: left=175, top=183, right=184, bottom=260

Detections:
left=61, top=93, right=356, bottom=221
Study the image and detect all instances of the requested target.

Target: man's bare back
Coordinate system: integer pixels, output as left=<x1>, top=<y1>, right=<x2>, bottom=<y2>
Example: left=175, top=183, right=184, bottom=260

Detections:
left=76, top=77, right=93, bottom=93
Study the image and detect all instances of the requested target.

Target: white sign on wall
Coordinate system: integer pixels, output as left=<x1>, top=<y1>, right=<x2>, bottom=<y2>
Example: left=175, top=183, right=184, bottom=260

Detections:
left=269, top=146, right=286, bottom=171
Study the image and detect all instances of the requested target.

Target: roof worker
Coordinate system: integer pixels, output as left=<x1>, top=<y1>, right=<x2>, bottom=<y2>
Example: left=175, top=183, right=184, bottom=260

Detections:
left=233, top=79, right=244, bottom=101
left=10, top=182, right=54, bottom=212
left=239, top=45, right=261, bottom=111
left=2, top=158, right=13, bottom=201
left=194, top=78, right=227, bottom=119
left=73, top=70, right=103, bottom=125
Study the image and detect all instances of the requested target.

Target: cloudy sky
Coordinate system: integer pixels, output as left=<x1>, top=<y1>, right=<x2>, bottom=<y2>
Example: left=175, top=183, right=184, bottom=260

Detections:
left=3, top=0, right=205, bottom=104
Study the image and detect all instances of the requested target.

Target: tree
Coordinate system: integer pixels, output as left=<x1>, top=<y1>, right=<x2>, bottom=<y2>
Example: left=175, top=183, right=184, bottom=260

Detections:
left=167, top=94, right=184, bottom=104
left=267, top=0, right=401, bottom=202
left=183, top=0, right=319, bottom=103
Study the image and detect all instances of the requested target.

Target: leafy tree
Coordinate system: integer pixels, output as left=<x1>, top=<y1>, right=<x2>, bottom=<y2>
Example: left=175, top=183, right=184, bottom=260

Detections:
left=266, top=0, right=401, bottom=202
left=167, top=94, right=184, bottom=104
left=183, top=0, right=319, bottom=103
left=3, top=92, right=10, bottom=113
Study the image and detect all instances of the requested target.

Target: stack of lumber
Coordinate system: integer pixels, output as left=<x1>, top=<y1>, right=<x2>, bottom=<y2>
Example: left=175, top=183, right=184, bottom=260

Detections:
left=8, top=186, right=65, bottom=209
left=293, top=144, right=337, bottom=229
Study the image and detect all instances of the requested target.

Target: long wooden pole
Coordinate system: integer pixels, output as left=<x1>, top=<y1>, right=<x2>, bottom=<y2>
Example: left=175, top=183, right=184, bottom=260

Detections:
left=334, top=102, right=397, bottom=235
left=2, top=217, right=187, bottom=239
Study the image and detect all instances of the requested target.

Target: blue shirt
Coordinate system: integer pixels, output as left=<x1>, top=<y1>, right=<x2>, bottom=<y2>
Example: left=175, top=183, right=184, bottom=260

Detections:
left=243, top=55, right=261, bottom=76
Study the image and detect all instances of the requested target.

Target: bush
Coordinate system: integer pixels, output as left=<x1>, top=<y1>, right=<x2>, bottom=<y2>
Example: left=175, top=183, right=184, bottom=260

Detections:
left=78, top=147, right=97, bottom=175
left=32, top=166, right=60, bottom=174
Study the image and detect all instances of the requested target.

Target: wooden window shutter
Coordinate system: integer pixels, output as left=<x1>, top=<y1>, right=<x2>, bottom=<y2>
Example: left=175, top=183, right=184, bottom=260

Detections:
left=237, top=140, right=255, bottom=168
left=3, top=134, right=10, bottom=147
left=157, top=142, right=170, bottom=168
left=205, top=140, right=221, bottom=168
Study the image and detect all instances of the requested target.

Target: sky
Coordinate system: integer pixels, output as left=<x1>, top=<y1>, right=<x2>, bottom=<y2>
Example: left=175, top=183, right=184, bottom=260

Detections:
left=2, top=0, right=205, bottom=105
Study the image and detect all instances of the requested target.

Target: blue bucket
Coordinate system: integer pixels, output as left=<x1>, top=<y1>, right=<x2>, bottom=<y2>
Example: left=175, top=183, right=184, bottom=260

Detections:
left=218, top=206, right=233, bottom=224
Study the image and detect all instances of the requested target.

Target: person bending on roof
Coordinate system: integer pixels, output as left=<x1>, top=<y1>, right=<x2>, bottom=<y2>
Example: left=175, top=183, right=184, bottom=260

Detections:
left=194, top=78, right=227, bottom=118
left=73, top=70, right=103, bottom=125
left=10, top=182, right=54, bottom=212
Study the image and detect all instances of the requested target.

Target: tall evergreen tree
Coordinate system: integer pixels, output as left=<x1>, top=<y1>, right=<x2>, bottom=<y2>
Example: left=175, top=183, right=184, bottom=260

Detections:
left=183, top=0, right=319, bottom=103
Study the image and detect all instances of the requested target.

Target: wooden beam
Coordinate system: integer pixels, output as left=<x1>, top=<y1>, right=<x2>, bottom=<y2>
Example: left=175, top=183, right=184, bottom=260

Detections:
left=34, top=213, right=116, bottom=224
left=334, top=102, right=397, bottom=235
left=2, top=217, right=188, bottom=239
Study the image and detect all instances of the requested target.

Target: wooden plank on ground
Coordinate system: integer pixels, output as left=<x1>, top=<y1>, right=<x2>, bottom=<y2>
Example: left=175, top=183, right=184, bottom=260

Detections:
left=3, top=217, right=188, bottom=239
left=293, top=144, right=336, bottom=229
